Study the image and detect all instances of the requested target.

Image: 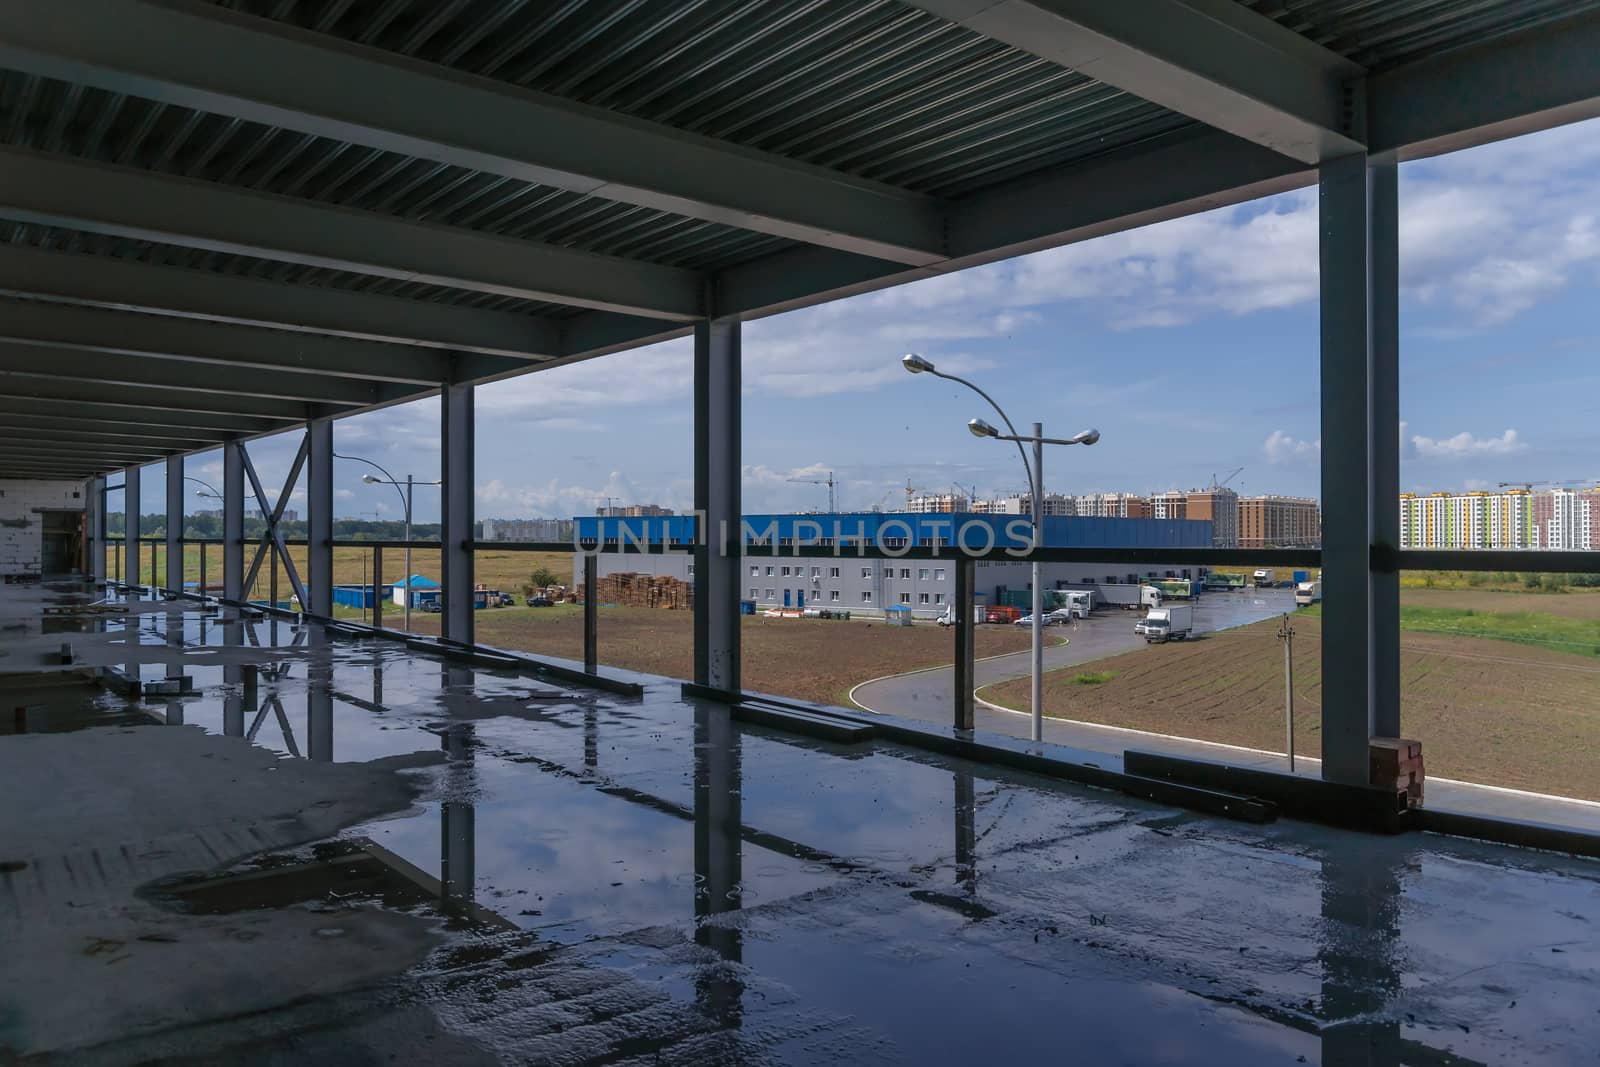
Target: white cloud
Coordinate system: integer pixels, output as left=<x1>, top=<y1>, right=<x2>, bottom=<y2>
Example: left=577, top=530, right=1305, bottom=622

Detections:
left=1463, top=479, right=1491, bottom=491
left=1263, top=430, right=1320, bottom=464
left=1409, top=428, right=1526, bottom=460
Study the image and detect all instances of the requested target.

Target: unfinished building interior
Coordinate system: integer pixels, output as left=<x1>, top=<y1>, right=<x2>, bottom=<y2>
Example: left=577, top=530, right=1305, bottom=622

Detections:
left=2, top=1, right=1598, bottom=1063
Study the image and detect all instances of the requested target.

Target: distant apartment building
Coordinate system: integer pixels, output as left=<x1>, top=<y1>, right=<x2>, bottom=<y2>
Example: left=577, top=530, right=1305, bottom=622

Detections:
left=1184, top=488, right=1240, bottom=549
left=481, top=517, right=574, bottom=542
left=905, top=493, right=970, bottom=514
left=597, top=504, right=674, bottom=518
left=1238, top=495, right=1320, bottom=549
left=1073, top=492, right=1150, bottom=519
left=1401, top=487, right=1600, bottom=550
left=1148, top=491, right=1187, bottom=520
left=972, top=493, right=1075, bottom=516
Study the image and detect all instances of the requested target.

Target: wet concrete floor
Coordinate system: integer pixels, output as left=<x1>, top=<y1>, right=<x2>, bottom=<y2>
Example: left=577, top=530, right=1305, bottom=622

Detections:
left=3, top=582, right=1598, bottom=1064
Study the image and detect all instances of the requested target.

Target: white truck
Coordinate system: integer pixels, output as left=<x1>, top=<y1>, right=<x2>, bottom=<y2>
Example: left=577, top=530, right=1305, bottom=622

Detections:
left=1056, top=590, right=1094, bottom=619
left=936, top=604, right=985, bottom=628
left=1143, top=604, right=1194, bottom=643
left=1080, top=584, right=1161, bottom=610
left=1252, top=569, right=1276, bottom=587
left=1294, top=580, right=1323, bottom=606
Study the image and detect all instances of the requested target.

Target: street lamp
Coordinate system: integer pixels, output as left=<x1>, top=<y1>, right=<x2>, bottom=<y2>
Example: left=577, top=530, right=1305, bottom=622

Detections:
left=902, top=352, right=1101, bottom=743
left=336, top=452, right=440, bottom=633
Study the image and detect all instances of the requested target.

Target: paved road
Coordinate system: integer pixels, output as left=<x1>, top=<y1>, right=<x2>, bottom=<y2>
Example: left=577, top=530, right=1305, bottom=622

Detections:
left=851, top=587, right=1300, bottom=724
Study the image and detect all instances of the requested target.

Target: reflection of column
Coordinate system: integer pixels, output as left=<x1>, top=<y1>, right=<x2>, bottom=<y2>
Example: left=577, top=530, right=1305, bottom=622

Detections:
left=693, top=705, right=744, bottom=1026
left=1318, top=846, right=1403, bottom=1064
left=223, top=620, right=246, bottom=737
left=954, top=770, right=976, bottom=892
left=439, top=723, right=476, bottom=912
left=307, top=627, right=333, bottom=762
left=583, top=706, right=598, bottom=770
left=166, top=602, right=185, bottom=726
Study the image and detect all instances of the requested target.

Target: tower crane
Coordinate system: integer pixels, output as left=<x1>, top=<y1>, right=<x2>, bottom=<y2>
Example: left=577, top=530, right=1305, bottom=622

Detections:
left=787, top=470, right=837, bottom=512
left=1496, top=479, right=1600, bottom=491
left=1211, top=467, right=1244, bottom=490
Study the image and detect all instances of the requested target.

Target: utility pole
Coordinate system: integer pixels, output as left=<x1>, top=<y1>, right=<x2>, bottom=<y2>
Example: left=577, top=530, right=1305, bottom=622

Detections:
left=1278, top=613, right=1296, bottom=772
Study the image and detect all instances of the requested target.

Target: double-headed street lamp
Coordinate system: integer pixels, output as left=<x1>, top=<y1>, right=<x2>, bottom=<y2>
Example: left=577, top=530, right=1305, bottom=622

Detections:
left=902, top=352, right=1101, bottom=743
left=337, top=452, right=440, bottom=633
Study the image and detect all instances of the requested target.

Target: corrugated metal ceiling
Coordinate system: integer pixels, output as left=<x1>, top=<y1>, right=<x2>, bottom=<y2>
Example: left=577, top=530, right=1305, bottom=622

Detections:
left=210, top=0, right=1197, bottom=199
left=1238, top=0, right=1600, bottom=71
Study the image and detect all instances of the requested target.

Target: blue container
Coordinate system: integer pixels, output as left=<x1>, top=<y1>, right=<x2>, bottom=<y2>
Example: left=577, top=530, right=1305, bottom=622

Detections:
left=1292, top=570, right=1310, bottom=584
left=739, top=599, right=756, bottom=615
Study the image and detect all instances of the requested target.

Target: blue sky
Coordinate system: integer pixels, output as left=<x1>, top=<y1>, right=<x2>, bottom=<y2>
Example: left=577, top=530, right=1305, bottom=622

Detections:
left=148, top=117, right=1600, bottom=524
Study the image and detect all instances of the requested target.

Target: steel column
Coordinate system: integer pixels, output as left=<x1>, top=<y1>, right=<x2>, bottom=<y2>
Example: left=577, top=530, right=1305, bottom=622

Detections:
left=953, top=556, right=976, bottom=731
left=693, top=320, right=741, bottom=691
left=123, top=462, right=140, bottom=586
left=307, top=417, right=333, bottom=617
left=165, top=458, right=183, bottom=593
left=1318, top=152, right=1374, bottom=784
left=87, top=475, right=105, bottom=580
left=441, top=382, right=474, bottom=645
left=223, top=440, right=244, bottom=601
left=1370, top=157, right=1402, bottom=741
left=371, top=545, right=383, bottom=630
left=583, top=553, right=598, bottom=673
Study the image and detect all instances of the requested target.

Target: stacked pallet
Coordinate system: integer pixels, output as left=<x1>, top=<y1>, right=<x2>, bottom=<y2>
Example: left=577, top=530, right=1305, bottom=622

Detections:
left=581, top=572, right=695, bottom=610
left=1370, top=738, right=1424, bottom=808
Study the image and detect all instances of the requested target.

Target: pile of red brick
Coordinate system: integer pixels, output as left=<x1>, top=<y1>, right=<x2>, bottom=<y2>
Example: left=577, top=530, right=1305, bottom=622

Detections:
left=1370, top=738, right=1424, bottom=808
left=580, top=572, right=694, bottom=610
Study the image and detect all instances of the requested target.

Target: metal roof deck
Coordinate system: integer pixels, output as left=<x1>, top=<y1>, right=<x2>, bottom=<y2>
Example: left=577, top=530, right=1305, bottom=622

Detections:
left=0, top=0, right=1595, bottom=478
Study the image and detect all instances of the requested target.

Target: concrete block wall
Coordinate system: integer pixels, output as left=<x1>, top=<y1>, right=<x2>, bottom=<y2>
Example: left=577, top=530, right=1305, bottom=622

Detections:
left=0, top=479, right=86, bottom=577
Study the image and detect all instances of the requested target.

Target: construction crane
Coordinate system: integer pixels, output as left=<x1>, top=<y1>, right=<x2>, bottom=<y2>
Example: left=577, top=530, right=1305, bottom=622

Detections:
left=1496, top=479, right=1600, bottom=491
left=1210, top=467, right=1244, bottom=490
left=787, top=470, right=837, bottom=512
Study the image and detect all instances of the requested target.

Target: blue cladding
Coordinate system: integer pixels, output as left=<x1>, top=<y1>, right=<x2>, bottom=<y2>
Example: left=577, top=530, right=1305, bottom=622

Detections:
left=572, top=512, right=1212, bottom=549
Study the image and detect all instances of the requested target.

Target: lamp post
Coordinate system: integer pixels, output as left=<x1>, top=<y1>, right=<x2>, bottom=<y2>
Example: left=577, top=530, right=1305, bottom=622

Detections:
left=902, top=353, right=1101, bottom=743
left=337, top=452, right=439, bottom=633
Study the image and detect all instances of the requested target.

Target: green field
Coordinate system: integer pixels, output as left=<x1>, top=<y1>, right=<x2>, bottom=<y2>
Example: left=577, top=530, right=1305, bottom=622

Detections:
left=1300, top=601, right=1600, bottom=659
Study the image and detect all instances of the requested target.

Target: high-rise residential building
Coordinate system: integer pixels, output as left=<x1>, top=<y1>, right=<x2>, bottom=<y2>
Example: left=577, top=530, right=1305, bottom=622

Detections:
left=1184, top=488, right=1240, bottom=549
left=481, top=518, right=573, bottom=542
left=906, top=493, right=970, bottom=514
left=1148, top=490, right=1187, bottom=520
left=1239, top=495, right=1320, bottom=549
left=1073, top=492, right=1150, bottom=519
left=597, top=504, right=674, bottom=518
left=975, top=493, right=1075, bottom=516
left=1402, top=487, right=1600, bottom=550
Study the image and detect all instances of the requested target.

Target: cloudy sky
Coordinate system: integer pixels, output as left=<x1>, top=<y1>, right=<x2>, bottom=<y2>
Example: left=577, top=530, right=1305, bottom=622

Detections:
left=150, top=117, right=1600, bottom=523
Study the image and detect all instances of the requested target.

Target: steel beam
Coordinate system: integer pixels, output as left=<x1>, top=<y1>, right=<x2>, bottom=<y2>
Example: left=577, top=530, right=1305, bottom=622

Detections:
left=223, top=440, right=244, bottom=602
left=0, top=443, right=169, bottom=465
left=693, top=320, right=741, bottom=691
left=953, top=557, right=975, bottom=732
left=1370, top=158, right=1400, bottom=741
left=1369, top=10, right=1600, bottom=160
left=0, top=436, right=173, bottom=459
left=717, top=129, right=1314, bottom=320
left=0, top=0, right=945, bottom=267
left=0, top=373, right=316, bottom=420
left=306, top=417, right=333, bottom=618
left=0, top=419, right=220, bottom=448
left=0, top=299, right=466, bottom=385
left=1318, top=152, right=1373, bottom=785
left=166, top=457, right=183, bottom=592
left=0, top=148, right=704, bottom=321
left=905, top=0, right=1363, bottom=163
left=0, top=395, right=291, bottom=434
left=441, top=382, right=474, bottom=645
left=0, top=244, right=565, bottom=359
left=0, top=342, right=380, bottom=405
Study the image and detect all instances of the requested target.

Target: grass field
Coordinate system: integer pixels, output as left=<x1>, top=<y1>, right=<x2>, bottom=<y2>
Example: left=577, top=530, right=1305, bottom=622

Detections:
left=105, top=543, right=574, bottom=599
left=982, top=612, right=1600, bottom=801
left=409, top=605, right=1041, bottom=707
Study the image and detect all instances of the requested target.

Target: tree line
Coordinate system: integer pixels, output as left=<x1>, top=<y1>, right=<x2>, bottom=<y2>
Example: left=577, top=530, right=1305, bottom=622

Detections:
left=108, top=514, right=455, bottom=541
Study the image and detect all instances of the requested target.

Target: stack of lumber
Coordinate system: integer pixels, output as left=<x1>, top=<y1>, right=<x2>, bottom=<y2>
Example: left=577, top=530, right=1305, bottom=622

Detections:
left=1370, top=738, right=1424, bottom=808
left=581, top=572, right=694, bottom=610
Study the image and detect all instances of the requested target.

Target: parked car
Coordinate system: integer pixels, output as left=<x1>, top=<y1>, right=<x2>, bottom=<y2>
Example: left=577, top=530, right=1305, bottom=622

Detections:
left=422, top=599, right=442, bottom=613
left=497, top=592, right=515, bottom=606
left=526, top=595, right=554, bottom=607
left=1015, top=608, right=1072, bottom=627
left=1134, top=617, right=1152, bottom=635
